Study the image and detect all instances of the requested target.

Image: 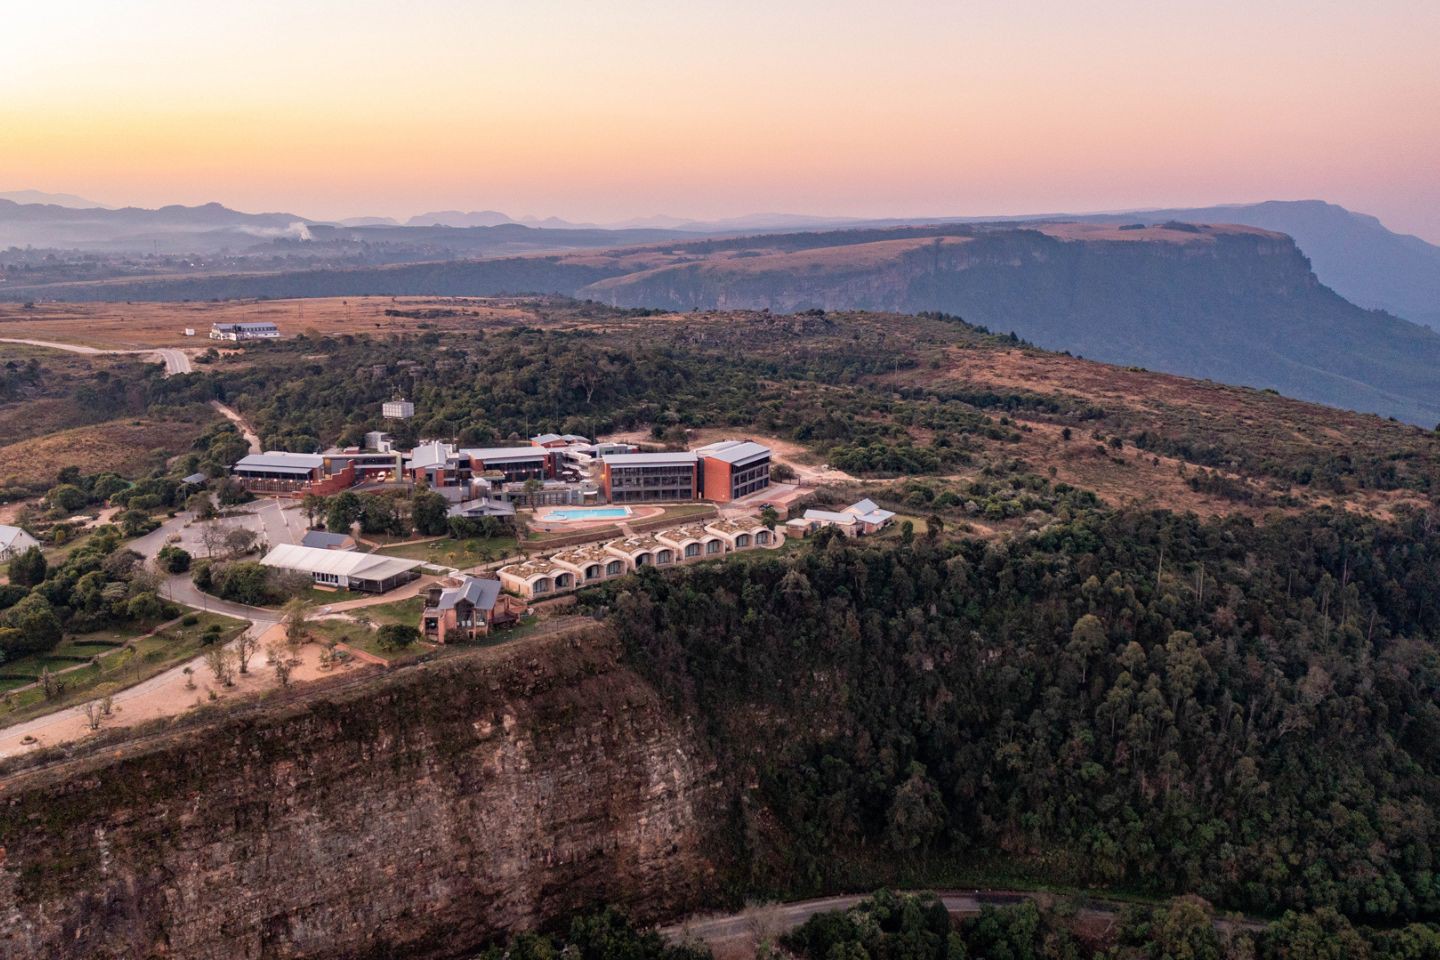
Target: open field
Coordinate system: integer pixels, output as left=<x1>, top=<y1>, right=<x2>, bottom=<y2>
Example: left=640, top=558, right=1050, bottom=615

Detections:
left=0, top=296, right=541, bottom=349
left=0, top=407, right=217, bottom=493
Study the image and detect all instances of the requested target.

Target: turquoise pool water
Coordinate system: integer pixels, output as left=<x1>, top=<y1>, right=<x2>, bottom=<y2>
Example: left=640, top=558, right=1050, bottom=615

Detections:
left=540, top=506, right=632, bottom=522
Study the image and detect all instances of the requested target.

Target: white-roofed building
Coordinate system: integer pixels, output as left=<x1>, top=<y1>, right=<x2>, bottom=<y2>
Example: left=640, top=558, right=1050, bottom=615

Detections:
left=846, top=498, right=897, bottom=532
left=800, top=499, right=897, bottom=536
left=382, top=399, right=415, bottom=420
left=531, top=432, right=591, bottom=448
left=462, top=446, right=553, bottom=483
left=0, top=525, right=41, bottom=560
left=260, top=543, right=422, bottom=593
left=210, top=321, right=279, bottom=341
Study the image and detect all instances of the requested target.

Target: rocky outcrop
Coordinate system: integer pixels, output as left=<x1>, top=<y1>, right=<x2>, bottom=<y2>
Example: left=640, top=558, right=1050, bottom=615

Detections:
left=0, top=628, right=725, bottom=960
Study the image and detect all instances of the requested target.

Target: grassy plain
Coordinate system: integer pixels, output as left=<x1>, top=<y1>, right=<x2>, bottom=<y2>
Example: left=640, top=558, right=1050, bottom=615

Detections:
left=0, top=296, right=537, bottom=349
left=0, top=409, right=215, bottom=492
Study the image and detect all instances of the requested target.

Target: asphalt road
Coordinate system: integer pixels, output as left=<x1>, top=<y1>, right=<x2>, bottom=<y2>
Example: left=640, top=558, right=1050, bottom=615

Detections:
left=0, top=337, right=192, bottom=376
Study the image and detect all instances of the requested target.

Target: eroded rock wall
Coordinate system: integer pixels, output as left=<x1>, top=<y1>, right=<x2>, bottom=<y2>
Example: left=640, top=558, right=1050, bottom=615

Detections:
left=0, top=628, right=724, bottom=959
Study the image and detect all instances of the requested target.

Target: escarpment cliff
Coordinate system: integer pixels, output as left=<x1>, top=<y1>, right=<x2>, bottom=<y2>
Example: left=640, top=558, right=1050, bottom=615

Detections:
left=0, top=628, right=725, bottom=960
left=577, top=224, right=1440, bottom=425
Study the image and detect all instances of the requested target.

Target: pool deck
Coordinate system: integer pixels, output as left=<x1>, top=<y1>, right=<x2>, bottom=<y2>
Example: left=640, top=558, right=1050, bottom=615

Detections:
left=527, top=504, right=665, bottom=535
left=540, top=508, right=634, bottom=522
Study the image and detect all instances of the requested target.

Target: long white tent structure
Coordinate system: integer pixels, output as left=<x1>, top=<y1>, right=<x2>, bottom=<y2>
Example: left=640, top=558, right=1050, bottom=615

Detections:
left=260, top=543, right=423, bottom=593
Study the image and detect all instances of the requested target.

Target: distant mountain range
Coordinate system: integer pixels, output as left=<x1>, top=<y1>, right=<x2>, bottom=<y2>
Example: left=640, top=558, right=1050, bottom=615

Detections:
left=8, top=219, right=1439, bottom=425
left=0, top=199, right=312, bottom=251
left=2, top=194, right=1435, bottom=329
left=0, top=189, right=111, bottom=209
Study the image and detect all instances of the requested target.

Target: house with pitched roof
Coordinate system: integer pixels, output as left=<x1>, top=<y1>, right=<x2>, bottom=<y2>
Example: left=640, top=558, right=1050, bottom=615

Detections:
left=420, top=575, right=524, bottom=642
left=799, top=498, right=897, bottom=536
left=0, top=525, right=41, bottom=561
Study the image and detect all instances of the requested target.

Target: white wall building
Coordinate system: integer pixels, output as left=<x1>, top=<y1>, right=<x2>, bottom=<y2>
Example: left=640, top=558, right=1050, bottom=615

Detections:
left=260, top=544, right=421, bottom=593
left=210, top=322, right=280, bottom=341
left=0, top=525, right=41, bottom=560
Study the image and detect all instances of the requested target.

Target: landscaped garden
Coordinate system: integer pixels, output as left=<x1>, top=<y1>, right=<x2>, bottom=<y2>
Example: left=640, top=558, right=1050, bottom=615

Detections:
left=0, top=611, right=249, bottom=726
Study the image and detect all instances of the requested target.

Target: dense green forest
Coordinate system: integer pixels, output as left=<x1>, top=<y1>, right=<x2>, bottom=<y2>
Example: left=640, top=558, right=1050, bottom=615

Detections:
left=782, top=889, right=1440, bottom=960
left=155, top=323, right=1028, bottom=477
left=466, top=908, right=706, bottom=960
left=589, top=506, right=1440, bottom=924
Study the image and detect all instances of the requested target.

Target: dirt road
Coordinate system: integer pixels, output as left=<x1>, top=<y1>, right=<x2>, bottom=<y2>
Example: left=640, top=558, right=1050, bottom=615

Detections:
left=210, top=399, right=260, bottom=452
left=662, top=890, right=1264, bottom=954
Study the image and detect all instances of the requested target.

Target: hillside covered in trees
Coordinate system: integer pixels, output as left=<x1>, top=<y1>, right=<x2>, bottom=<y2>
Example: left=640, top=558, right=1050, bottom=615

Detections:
left=593, top=505, right=1440, bottom=926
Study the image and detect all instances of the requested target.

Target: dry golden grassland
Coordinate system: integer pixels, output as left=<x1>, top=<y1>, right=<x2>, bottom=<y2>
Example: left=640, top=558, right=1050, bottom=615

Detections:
left=0, top=297, right=537, bottom=349
left=0, top=412, right=214, bottom=492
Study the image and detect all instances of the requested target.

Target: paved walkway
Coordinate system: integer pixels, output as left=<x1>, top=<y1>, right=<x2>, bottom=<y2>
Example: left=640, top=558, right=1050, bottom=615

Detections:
left=314, top=575, right=442, bottom=613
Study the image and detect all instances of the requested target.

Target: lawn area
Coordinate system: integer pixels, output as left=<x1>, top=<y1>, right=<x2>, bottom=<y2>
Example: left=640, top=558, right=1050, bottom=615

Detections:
left=343, top=595, right=424, bottom=628
left=652, top=503, right=718, bottom=523
left=304, top=604, right=542, bottom=661
left=304, top=616, right=434, bottom=662
left=0, top=612, right=249, bottom=726
left=294, top=584, right=364, bottom=606
left=373, top=536, right=516, bottom=567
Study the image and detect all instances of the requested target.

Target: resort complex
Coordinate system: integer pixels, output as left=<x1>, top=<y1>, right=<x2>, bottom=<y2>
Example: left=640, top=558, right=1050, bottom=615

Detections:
left=229, top=429, right=779, bottom=511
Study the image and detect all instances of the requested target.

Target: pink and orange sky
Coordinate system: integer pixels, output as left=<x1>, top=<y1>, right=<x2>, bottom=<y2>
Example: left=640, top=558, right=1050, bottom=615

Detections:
left=3, top=1, right=1439, bottom=240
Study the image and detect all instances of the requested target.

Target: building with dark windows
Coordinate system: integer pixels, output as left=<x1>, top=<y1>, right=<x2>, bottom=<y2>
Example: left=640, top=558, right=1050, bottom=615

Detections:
left=599, top=451, right=698, bottom=503
left=210, top=321, right=279, bottom=341
left=695, top=439, right=772, bottom=503
left=231, top=451, right=356, bottom=495
left=462, top=446, right=554, bottom=483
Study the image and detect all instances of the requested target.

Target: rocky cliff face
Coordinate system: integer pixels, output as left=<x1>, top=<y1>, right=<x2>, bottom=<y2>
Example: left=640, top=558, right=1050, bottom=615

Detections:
left=578, top=225, right=1440, bottom=425
left=0, top=628, right=725, bottom=960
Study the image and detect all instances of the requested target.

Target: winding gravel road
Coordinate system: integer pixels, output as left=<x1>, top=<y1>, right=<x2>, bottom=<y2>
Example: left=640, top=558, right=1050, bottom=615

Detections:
left=661, top=890, right=1264, bottom=948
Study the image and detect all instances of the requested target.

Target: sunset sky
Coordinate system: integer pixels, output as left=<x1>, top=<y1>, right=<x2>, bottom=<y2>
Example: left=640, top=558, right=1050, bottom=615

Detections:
left=3, top=1, right=1438, bottom=240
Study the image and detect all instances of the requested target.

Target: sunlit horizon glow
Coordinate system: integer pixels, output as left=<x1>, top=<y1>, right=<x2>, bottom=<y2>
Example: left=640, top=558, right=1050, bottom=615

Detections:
left=2, top=1, right=1438, bottom=241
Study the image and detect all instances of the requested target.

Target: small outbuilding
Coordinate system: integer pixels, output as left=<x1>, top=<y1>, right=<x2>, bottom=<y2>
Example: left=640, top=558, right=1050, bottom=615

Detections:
left=0, top=525, right=41, bottom=561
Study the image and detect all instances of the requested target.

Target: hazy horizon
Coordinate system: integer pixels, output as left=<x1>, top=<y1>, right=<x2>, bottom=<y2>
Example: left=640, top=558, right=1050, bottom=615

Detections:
left=3, top=1, right=1438, bottom=242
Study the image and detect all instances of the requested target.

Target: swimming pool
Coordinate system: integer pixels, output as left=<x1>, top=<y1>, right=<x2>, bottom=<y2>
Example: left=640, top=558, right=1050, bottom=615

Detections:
left=539, top=506, right=633, bottom=522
